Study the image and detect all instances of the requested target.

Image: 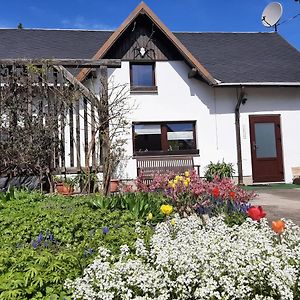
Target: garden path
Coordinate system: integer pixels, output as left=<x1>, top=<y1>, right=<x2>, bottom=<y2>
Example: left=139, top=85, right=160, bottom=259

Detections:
left=251, top=189, right=300, bottom=225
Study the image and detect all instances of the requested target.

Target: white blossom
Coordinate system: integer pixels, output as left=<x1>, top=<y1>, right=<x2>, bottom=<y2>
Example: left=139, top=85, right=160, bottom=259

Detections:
left=66, top=216, right=300, bottom=299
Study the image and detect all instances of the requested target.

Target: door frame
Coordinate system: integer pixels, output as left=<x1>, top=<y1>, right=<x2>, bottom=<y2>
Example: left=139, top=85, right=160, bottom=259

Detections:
left=249, top=114, right=284, bottom=183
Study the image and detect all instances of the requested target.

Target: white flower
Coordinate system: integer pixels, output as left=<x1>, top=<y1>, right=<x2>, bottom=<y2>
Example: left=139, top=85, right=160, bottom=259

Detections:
left=67, top=216, right=300, bottom=299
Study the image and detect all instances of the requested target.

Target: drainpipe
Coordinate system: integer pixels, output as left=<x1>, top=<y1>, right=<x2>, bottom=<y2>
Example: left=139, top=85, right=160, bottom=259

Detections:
left=235, top=86, right=246, bottom=185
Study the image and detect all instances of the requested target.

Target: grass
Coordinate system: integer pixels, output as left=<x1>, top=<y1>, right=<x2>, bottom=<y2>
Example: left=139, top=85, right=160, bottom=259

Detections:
left=242, top=183, right=299, bottom=191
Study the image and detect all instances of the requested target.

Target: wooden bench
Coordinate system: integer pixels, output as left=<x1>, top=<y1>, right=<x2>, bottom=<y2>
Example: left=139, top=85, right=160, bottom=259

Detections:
left=136, top=156, right=199, bottom=184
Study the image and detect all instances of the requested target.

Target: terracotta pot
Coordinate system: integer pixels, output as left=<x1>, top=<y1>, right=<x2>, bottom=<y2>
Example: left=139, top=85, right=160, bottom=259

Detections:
left=110, top=179, right=119, bottom=193
left=55, top=183, right=74, bottom=195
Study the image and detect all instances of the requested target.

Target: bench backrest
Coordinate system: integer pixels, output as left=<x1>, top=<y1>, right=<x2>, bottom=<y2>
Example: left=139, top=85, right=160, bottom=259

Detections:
left=136, top=156, right=195, bottom=179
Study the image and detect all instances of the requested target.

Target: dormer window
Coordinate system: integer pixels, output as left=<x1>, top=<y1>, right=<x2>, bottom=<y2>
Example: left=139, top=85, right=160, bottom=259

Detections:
left=130, top=62, right=157, bottom=92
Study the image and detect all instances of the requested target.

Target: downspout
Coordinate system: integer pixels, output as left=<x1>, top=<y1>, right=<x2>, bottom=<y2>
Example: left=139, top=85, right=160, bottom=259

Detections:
left=235, top=86, right=246, bottom=185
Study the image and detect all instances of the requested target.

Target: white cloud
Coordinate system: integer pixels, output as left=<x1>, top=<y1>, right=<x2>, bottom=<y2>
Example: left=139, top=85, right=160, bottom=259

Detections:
left=61, top=16, right=115, bottom=30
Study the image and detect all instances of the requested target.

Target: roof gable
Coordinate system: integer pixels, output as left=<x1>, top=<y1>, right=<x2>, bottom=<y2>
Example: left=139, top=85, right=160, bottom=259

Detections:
left=76, top=1, right=217, bottom=85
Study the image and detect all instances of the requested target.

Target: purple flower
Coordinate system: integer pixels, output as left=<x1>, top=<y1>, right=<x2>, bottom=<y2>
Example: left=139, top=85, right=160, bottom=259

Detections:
left=102, top=227, right=109, bottom=235
left=32, top=241, right=38, bottom=249
left=37, top=232, right=43, bottom=244
left=49, top=233, right=54, bottom=242
left=88, top=248, right=93, bottom=255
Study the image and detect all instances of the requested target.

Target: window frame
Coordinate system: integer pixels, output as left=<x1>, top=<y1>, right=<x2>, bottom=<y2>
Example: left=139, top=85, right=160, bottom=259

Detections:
left=132, top=121, right=199, bottom=156
left=129, top=62, right=157, bottom=93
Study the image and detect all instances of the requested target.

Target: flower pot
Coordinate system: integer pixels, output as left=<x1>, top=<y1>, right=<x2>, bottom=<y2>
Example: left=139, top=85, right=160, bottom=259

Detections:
left=110, top=179, right=119, bottom=193
left=55, top=183, right=74, bottom=195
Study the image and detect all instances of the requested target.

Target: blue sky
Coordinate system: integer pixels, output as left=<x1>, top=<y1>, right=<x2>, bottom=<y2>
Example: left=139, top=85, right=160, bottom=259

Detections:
left=1, top=0, right=300, bottom=50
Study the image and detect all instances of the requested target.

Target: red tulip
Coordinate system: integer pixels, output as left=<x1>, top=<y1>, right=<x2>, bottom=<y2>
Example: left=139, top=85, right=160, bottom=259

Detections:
left=247, top=206, right=266, bottom=221
left=229, top=191, right=236, bottom=199
left=212, top=187, right=220, bottom=198
left=272, top=220, right=285, bottom=234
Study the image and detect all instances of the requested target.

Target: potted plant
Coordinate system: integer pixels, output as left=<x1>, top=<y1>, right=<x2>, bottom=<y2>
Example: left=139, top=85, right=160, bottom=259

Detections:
left=53, top=176, right=77, bottom=195
left=110, top=178, right=119, bottom=193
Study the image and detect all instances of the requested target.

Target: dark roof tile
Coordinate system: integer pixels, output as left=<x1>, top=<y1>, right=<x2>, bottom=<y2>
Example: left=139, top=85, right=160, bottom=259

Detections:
left=0, top=29, right=299, bottom=83
left=175, top=32, right=300, bottom=83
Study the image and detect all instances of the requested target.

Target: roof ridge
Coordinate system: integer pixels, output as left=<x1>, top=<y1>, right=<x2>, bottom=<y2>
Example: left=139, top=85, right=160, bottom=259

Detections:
left=174, top=31, right=274, bottom=34
left=0, top=28, right=114, bottom=32
left=0, top=28, right=275, bottom=35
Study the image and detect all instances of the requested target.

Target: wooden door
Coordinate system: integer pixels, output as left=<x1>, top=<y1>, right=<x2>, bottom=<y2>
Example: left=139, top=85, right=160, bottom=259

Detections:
left=249, top=115, right=284, bottom=183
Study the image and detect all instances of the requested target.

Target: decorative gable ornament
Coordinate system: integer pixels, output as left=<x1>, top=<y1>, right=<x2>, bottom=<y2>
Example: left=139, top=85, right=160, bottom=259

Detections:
left=140, top=47, right=146, bottom=57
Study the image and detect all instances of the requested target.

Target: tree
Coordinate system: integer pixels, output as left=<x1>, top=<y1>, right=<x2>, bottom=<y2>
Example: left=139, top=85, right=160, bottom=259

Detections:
left=17, top=23, right=24, bottom=29
left=83, top=67, right=133, bottom=195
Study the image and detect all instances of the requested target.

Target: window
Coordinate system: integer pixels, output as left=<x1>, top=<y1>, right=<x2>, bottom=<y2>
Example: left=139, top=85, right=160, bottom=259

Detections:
left=130, top=62, right=156, bottom=92
left=133, top=121, right=198, bottom=156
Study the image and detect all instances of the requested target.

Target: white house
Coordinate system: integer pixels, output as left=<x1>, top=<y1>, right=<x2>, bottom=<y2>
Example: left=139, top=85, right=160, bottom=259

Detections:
left=0, top=2, right=299, bottom=185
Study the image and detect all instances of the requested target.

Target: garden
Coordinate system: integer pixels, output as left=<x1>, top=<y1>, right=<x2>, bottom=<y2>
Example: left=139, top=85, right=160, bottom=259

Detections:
left=0, top=170, right=300, bottom=300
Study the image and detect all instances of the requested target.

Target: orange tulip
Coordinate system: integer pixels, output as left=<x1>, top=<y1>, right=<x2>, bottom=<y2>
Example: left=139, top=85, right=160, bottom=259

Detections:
left=272, top=220, right=285, bottom=234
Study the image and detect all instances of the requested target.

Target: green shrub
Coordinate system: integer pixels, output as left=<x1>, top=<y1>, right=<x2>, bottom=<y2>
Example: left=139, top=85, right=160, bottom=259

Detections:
left=0, top=192, right=152, bottom=299
left=204, top=160, right=235, bottom=182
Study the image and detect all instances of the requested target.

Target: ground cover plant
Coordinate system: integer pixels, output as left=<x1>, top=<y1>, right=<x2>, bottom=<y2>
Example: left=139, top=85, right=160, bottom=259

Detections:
left=0, top=191, right=153, bottom=300
left=67, top=215, right=300, bottom=300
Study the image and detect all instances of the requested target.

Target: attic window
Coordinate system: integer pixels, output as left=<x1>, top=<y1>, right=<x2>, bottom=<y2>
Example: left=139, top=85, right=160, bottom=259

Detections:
left=130, top=62, right=157, bottom=92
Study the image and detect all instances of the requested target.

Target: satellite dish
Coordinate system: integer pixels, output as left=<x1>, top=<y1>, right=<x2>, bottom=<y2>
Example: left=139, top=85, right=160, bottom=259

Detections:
left=262, top=2, right=283, bottom=28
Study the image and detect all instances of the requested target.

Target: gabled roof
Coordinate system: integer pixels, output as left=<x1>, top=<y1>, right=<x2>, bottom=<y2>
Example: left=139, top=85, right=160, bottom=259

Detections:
left=175, top=32, right=300, bottom=84
left=0, top=6, right=299, bottom=85
left=76, top=2, right=217, bottom=85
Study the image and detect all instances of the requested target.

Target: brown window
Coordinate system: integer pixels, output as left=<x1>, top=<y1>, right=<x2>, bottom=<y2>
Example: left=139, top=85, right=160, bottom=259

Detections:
left=133, top=121, right=198, bottom=156
left=130, top=62, right=157, bottom=92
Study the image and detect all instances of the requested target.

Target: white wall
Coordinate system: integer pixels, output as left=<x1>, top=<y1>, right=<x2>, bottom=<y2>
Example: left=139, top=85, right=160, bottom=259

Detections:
left=108, top=61, right=220, bottom=179
left=214, top=87, right=300, bottom=183
left=85, top=61, right=300, bottom=183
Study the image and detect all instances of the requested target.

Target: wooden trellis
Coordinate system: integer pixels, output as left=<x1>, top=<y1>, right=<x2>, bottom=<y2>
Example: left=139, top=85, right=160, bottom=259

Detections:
left=0, top=59, right=121, bottom=178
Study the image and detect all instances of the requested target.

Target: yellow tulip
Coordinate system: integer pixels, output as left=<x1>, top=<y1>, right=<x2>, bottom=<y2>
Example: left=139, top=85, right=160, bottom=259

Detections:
left=184, top=171, right=190, bottom=177
left=147, top=212, right=153, bottom=221
left=183, top=180, right=189, bottom=187
left=160, top=204, right=173, bottom=215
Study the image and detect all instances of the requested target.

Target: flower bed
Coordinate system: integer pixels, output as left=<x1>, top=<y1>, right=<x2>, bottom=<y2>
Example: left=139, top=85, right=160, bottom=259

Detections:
left=0, top=191, right=152, bottom=299
left=133, top=171, right=255, bottom=220
left=67, top=216, right=300, bottom=300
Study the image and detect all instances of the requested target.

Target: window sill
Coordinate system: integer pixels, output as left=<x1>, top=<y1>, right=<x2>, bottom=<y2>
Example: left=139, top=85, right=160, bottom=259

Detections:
left=133, top=149, right=199, bottom=157
left=130, top=86, right=158, bottom=94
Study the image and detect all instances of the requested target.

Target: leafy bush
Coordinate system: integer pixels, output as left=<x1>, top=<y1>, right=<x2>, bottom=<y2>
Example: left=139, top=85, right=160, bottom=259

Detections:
left=0, top=191, right=152, bottom=299
left=204, top=160, right=235, bottom=181
left=67, top=216, right=300, bottom=300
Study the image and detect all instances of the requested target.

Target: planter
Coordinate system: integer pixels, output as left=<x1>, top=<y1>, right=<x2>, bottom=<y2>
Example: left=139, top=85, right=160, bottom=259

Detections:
left=55, top=182, right=74, bottom=195
left=110, top=179, right=119, bottom=193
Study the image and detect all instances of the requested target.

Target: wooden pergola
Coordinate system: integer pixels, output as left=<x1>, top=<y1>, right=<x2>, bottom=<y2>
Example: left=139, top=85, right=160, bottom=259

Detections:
left=0, top=58, right=121, bottom=179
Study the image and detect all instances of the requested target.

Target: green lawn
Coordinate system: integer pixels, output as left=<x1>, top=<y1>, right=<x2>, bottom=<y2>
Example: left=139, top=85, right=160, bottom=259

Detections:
left=242, top=183, right=299, bottom=191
